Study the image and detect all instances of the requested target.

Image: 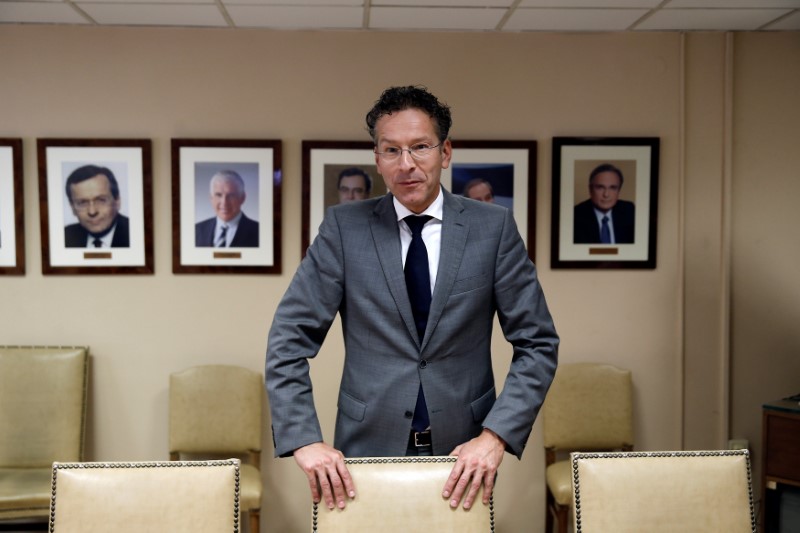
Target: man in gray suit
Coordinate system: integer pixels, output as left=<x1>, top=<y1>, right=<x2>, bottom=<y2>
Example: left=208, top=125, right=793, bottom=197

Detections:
left=266, top=86, right=558, bottom=513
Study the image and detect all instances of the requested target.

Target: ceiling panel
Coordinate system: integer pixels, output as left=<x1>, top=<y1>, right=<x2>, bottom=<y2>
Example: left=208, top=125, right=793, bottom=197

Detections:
left=76, top=3, right=228, bottom=26
left=0, top=2, right=88, bottom=24
left=505, top=8, right=649, bottom=31
left=370, top=7, right=505, bottom=30
left=636, top=8, right=793, bottom=30
left=226, top=5, right=363, bottom=29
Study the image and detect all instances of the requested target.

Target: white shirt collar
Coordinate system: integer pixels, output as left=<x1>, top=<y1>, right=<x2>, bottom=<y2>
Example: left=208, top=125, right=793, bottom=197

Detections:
left=393, top=187, right=444, bottom=222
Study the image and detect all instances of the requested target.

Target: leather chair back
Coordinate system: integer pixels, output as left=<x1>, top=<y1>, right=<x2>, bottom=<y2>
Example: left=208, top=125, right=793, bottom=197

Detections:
left=49, top=459, right=241, bottom=533
left=313, top=457, right=494, bottom=532
left=571, top=450, right=756, bottom=533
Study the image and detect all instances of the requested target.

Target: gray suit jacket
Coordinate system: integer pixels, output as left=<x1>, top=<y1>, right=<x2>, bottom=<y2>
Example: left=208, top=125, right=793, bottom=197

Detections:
left=266, top=189, right=558, bottom=459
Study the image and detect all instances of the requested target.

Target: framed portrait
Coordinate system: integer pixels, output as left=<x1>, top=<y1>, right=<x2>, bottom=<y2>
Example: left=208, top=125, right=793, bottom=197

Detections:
left=0, top=138, right=24, bottom=275
left=172, top=139, right=282, bottom=274
left=301, top=140, right=385, bottom=256
left=301, top=139, right=537, bottom=261
left=37, top=138, right=153, bottom=275
left=551, top=137, right=660, bottom=269
left=445, top=140, right=537, bottom=261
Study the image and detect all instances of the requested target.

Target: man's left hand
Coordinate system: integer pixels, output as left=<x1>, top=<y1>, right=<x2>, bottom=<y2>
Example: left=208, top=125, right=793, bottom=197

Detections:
left=443, top=428, right=505, bottom=509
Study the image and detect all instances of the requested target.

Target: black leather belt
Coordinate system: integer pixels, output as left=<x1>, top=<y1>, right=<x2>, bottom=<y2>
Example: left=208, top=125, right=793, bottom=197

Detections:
left=410, top=430, right=432, bottom=447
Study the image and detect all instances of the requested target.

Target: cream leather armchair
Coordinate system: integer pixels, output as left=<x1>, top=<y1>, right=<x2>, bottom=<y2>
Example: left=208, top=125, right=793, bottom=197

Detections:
left=312, top=457, right=494, bottom=533
left=571, top=449, right=756, bottom=532
left=169, top=365, right=263, bottom=533
left=49, top=459, right=241, bottom=532
left=0, top=346, right=88, bottom=525
left=541, top=362, right=633, bottom=533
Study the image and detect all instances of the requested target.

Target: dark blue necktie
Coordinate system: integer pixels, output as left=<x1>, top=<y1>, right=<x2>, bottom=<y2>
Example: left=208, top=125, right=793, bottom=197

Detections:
left=404, top=215, right=432, bottom=432
left=600, top=215, right=611, bottom=244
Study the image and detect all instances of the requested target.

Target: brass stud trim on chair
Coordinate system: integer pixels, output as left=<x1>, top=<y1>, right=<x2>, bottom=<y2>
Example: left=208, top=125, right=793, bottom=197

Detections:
left=571, top=449, right=756, bottom=533
left=49, top=459, right=241, bottom=533
left=311, top=456, right=495, bottom=533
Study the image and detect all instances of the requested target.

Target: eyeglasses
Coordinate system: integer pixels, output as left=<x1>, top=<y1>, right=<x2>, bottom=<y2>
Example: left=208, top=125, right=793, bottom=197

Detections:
left=339, top=186, right=366, bottom=195
left=374, top=143, right=442, bottom=162
left=72, top=195, right=113, bottom=211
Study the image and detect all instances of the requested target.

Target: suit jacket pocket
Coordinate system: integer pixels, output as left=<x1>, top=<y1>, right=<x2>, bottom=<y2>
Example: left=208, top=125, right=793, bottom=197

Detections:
left=450, top=272, right=489, bottom=296
left=338, top=390, right=366, bottom=422
left=470, top=386, right=496, bottom=423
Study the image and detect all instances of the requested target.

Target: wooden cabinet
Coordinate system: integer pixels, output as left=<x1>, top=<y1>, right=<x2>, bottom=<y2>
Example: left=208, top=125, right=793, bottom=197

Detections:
left=761, top=398, right=800, bottom=533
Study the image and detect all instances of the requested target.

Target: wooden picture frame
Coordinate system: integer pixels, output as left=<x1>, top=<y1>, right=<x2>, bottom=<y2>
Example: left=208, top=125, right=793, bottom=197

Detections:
left=446, top=140, right=537, bottom=262
left=302, top=139, right=537, bottom=261
left=37, top=138, right=153, bottom=275
left=551, top=137, right=659, bottom=269
left=0, top=138, right=24, bottom=275
left=172, top=139, right=282, bottom=274
left=301, top=140, right=381, bottom=257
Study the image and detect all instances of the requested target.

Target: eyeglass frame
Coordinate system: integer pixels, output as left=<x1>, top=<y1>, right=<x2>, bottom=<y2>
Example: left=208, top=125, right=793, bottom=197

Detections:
left=71, top=195, right=116, bottom=211
left=373, top=142, right=443, bottom=162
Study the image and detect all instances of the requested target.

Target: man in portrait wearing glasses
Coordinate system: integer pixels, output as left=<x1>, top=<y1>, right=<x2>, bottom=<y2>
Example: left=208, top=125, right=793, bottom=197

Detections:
left=336, top=166, right=373, bottom=204
left=64, top=164, right=130, bottom=248
left=266, top=86, right=558, bottom=513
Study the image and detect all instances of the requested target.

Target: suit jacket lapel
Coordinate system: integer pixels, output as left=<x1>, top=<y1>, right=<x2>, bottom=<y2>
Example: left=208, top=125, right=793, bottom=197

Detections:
left=423, top=190, right=468, bottom=352
left=370, top=195, right=421, bottom=348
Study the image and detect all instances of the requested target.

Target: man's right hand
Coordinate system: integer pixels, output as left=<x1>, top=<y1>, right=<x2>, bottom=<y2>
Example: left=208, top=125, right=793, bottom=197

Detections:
left=293, top=442, right=356, bottom=510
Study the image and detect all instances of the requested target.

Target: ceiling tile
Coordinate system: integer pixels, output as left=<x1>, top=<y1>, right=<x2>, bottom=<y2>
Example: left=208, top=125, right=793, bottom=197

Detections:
left=636, top=8, right=792, bottom=30
left=372, top=0, right=512, bottom=6
left=224, top=0, right=362, bottom=5
left=667, top=0, right=800, bottom=7
left=764, top=9, right=800, bottom=29
left=77, top=0, right=214, bottom=4
left=504, top=8, right=649, bottom=31
left=0, top=2, right=88, bottom=24
left=370, top=6, right=505, bottom=30
left=520, top=0, right=659, bottom=6
left=76, top=3, right=228, bottom=26
left=226, top=6, right=363, bottom=29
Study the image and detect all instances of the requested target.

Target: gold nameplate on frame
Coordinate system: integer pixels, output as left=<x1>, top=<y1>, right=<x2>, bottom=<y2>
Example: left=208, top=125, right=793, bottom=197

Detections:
left=588, top=247, right=619, bottom=256
left=213, top=252, right=242, bottom=259
left=83, top=252, right=112, bottom=259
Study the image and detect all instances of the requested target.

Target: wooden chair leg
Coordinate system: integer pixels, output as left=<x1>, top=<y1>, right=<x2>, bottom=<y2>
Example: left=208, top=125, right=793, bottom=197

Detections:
left=555, top=503, right=568, bottom=533
left=546, top=490, right=554, bottom=533
left=249, top=509, right=259, bottom=533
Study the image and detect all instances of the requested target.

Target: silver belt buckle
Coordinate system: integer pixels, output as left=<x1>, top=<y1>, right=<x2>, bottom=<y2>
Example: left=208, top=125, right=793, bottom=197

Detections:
left=414, top=430, right=431, bottom=447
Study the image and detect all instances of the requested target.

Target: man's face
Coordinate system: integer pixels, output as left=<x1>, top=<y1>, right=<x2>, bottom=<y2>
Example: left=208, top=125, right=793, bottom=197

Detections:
left=589, top=171, right=622, bottom=212
left=374, top=108, right=451, bottom=214
left=69, top=174, right=121, bottom=234
left=211, top=179, right=246, bottom=222
left=466, top=182, right=494, bottom=203
left=338, top=174, right=368, bottom=203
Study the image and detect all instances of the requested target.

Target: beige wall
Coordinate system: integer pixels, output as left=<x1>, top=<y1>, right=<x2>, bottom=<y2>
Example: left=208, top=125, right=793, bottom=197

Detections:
left=0, top=26, right=797, bottom=532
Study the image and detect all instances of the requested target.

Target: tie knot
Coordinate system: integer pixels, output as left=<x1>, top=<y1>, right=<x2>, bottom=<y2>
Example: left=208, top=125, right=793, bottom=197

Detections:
left=405, top=215, right=432, bottom=236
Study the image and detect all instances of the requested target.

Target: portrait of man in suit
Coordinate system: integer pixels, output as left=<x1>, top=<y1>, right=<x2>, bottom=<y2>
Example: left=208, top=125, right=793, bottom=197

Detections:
left=195, top=170, right=259, bottom=248
left=573, top=162, right=635, bottom=244
left=336, top=166, right=373, bottom=204
left=462, top=177, right=495, bottom=203
left=64, top=164, right=130, bottom=248
left=266, top=86, right=558, bottom=513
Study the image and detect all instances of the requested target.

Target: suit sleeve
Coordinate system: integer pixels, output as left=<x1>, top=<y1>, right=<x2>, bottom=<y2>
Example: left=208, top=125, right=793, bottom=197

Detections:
left=265, top=208, right=345, bottom=457
left=481, top=208, right=559, bottom=458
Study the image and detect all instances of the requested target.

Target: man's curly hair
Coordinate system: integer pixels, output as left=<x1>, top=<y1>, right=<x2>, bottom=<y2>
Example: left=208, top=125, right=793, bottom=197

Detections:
left=365, top=85, right=452, bottom=143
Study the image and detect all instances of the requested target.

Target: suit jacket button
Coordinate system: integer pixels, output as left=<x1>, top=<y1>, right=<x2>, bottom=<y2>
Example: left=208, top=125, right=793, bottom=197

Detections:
left=404, top=411, right=413, bottom=418
left=419, top=360, right=427, bottom=369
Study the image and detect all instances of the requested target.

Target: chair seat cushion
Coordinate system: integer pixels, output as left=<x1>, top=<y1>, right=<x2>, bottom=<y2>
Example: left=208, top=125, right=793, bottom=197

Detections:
left=0, top=467, right=51, bottom=515
left=545, top=460, right=572, bottom=506
left=239, top=463, right=262, bottom=511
